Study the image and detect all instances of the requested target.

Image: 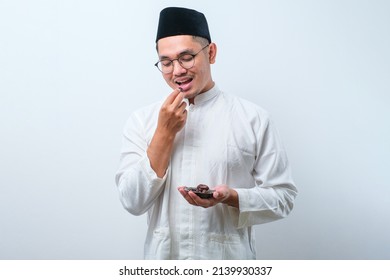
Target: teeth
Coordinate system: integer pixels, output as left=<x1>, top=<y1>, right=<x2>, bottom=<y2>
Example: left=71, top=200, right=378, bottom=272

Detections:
left=175, top=78, right=191, bottom=85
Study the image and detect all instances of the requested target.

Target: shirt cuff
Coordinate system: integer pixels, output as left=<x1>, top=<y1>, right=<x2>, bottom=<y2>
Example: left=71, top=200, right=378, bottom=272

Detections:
left=228, top=188, right=251, bottom=229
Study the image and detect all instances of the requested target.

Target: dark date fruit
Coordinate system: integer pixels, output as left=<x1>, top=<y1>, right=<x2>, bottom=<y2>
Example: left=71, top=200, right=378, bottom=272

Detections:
left=196, top=184, right=209, bottom=192
left=184, top=184, right=215, bottom=199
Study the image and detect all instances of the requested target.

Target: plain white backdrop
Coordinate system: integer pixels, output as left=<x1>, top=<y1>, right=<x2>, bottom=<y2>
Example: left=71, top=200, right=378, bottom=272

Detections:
left=1, top=0, right=389, bottom=259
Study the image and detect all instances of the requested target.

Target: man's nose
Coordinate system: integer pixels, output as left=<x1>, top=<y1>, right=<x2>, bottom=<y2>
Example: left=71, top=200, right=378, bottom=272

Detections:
left=172, top=60, right=187, bottom=75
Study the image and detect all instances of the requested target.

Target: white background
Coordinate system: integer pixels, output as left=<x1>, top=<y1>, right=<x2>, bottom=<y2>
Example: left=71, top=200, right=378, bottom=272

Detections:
left=1, top=0, right=389, bottom=259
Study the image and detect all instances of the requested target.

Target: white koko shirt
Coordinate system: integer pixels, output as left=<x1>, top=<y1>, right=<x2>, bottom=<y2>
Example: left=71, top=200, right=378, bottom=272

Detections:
left=116, top=85, right=297, bottom=259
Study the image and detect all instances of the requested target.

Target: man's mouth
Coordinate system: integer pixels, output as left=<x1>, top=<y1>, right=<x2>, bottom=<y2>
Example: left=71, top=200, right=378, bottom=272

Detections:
left=175, top=78, right=193, bottom=90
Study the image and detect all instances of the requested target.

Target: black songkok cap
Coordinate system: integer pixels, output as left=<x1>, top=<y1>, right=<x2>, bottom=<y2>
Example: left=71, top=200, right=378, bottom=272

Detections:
left=156, top=7, right=211, bottom=43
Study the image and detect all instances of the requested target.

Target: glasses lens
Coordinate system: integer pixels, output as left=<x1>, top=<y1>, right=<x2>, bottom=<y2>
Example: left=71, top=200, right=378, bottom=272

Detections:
left=178, top=55, right=195, bottom=69
left=157, top=60, right=172, bottom=73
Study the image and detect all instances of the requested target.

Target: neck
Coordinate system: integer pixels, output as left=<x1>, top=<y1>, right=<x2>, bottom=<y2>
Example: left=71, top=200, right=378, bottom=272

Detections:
left=189, top=81, right=215, bottom=105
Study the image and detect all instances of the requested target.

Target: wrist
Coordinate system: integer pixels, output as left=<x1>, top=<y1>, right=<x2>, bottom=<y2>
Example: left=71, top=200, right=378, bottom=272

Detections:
left=223, top=188, right=239, bottom=209
left=147, top=129, right=176, bottom=178
left=155, top=126, right=176, bottom=142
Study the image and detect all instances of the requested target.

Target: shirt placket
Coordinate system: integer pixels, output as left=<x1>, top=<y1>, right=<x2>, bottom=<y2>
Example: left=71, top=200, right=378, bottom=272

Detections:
left=180, top=103, right=201, bottom=258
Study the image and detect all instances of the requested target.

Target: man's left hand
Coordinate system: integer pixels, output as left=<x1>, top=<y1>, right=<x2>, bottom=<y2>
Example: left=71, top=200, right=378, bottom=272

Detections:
left=177, top=185, right=239, bottom=209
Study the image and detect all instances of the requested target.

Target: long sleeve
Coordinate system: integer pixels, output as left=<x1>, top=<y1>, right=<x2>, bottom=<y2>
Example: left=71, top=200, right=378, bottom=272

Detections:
left=227, top=101, right=298, bottom=229
left=115, top=110, right=167, bottom=216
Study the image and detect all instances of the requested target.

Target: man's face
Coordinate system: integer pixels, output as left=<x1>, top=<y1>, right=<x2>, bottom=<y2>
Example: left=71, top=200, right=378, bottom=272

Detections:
left=157, top=35, right=216, bottom=101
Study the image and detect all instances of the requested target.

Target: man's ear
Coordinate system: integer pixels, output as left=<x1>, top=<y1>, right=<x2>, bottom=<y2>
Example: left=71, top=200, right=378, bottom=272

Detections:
left=208, top=43, right=217, bottom=64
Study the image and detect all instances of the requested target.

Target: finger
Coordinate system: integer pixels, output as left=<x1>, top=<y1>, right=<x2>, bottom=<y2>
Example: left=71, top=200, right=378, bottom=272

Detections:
left=178, top=188, right=197, bottom=205
left=213, top=191, right=223, bottom=199
left=172, top=91, right=185, bottom=108
left=177, top=186, right=188, bottom=196
left=214, top=190, right=227, bottom=200
left=163, top=88, right=181, bottom=106
left=186, top=192, right=199, bottom=205
left=188, top=192, right=213, bottom=208
left=178, top=100, right=188, bottom=113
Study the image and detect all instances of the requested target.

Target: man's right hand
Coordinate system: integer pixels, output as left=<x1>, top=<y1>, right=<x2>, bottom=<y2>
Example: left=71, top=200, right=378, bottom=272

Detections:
left=147, top=89, right=187, bottom=178
left=156, top=88, right=187, bottom=136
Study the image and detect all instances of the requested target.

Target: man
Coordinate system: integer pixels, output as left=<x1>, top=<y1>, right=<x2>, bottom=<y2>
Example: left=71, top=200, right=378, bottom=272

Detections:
left=115, top=7, right=297, bottom=259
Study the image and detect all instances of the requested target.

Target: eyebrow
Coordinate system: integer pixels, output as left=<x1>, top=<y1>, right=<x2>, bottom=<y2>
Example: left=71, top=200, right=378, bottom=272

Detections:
left=159, top=48, right=195, bottom=60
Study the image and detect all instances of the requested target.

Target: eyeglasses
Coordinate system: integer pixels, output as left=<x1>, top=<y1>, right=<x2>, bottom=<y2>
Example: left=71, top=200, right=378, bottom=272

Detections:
left=154, top=44, right=210, bottom=74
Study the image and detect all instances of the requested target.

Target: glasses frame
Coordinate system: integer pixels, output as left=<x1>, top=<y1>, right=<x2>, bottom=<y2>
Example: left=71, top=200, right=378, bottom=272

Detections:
left=154, top=44, right=210, bottom=74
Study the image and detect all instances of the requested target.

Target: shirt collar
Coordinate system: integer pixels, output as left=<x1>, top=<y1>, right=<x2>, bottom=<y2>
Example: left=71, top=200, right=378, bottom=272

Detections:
left=192, top=84, right=220, bottom=105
